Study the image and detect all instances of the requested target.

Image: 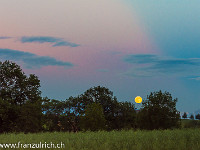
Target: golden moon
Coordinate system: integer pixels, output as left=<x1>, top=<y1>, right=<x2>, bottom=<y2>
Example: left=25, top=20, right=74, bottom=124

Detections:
left=135, top=96, right=142, bottom=103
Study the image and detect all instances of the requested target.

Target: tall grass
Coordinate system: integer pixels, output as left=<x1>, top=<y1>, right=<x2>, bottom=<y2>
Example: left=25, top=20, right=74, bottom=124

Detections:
left=0, top=129, right=200, bottom=150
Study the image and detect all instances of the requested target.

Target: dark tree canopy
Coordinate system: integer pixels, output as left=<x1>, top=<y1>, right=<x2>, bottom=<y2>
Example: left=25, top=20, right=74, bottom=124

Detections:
left=64, top=86, right=136, bottom=130
left=80, top=103, right=106, bottom=131
left=0, top=61, right=41, bottom=105
left=195, top=114, right=200, bottom=120
left=81, top=86, right=118, bottom=128
left=182, top=112, right=187, bottom=119
left=113, top=101, right=136, bottom=129
left=137, top=90, right=180, bottom=130
left=0, top=61, right=42, bottom=133
left=190, top=114, right=194, bottom=120
left=41, top=97, right=70, bottom=132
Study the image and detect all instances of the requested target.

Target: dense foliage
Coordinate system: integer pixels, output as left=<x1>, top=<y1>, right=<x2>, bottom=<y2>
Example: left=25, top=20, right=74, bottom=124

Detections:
left=137, top=91, right=180, bottom=130
left=0, top=61, right=42, bottom=133
left=0, top=61, right=182, bottom=133
left=80, top=103, right=106, bottom=131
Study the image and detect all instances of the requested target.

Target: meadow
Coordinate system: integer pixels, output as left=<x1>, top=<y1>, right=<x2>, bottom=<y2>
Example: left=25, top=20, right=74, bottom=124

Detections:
left=0, top=128, right=200, bottom=150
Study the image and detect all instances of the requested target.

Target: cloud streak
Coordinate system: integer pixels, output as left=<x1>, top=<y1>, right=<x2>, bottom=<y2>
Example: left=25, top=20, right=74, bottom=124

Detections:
left=0, top=36, right=11, bottom=39
left=0, top=48, right=73, bottom=69
left=20, top=36, right=80, bottom=47
left=123, top=54, right=200, bottom=77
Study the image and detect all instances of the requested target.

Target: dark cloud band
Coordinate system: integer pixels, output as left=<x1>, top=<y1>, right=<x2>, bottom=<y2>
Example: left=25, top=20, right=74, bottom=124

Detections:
left=0, top=48, right=73, bottom=69
left=123, top=54, right=200, bottom=77
left=20, top=36, right=80, bottom=47
left=0, top=36, right=11, bottom=39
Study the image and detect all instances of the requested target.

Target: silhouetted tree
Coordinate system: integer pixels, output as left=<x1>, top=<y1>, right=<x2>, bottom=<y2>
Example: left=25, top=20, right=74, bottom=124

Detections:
left=113, top=101, right=136, bottom=129
left=65, top=86, right=112, bottom=130
left=80, top=86, right=120, bottom=130
left=41, top=97, right=69, bottom=132
left=190, top=114, right=194, bottom=120
left=0, top=61, right=42, bottom=133
left=137, top=90, right=180, bottom=130
left=182, top=112, right=187, bottom=119
left=80, top=103, right=106, bottom=131
left=65, top=86, right=137, bottom=131
left=195, top=114, right=200, bottom=120
left=17, top=102, right=42, bottom=133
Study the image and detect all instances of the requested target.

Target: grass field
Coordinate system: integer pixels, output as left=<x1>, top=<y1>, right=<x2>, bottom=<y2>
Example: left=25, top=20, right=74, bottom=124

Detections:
left=0, top=128, right=200, bottom=150
left=181, top=119, right=200, bottom=128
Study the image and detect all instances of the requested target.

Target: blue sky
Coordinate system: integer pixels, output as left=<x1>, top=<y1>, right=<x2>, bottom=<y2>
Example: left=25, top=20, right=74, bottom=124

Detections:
left=127, top=0, right=200, bottom=58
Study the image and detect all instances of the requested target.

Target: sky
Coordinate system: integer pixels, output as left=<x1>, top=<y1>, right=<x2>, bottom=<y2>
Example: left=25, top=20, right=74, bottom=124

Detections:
left=0, top=0, right=200, bottom=113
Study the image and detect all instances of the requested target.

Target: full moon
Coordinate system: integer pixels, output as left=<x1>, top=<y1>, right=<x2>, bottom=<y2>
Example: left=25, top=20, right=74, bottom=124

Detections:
left=135, top=96, right=142, bottom=103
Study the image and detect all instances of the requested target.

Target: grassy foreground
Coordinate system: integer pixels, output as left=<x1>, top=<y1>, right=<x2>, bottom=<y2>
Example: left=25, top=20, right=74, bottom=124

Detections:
left=0, top=129, right=200, bottom=150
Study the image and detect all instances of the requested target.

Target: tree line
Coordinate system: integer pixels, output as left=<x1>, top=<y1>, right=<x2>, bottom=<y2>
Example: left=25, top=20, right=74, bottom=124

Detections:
left=0, top=61, right=182, bottom=133
left=182, top=112, right=200, bottom=120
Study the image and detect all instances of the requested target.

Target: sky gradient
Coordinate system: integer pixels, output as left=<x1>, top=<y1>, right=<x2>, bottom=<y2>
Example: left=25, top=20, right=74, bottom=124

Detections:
left=0, top=0, right=200, bottom=113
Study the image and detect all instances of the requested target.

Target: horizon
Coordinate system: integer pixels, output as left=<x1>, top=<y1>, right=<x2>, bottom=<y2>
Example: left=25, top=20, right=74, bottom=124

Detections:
left=0, top=0, right=200, bottom=113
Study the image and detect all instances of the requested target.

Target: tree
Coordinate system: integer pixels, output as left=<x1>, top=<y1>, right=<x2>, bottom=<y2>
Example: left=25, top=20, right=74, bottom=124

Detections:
left=190, top=114, right=194, bottom=120
left=80, top=86, right=119, bottom=130
left=195, top=114, right=200, bottom=120
left=0, top=61, right=41, bottom=104
left=17, top=102, right=42, bottom=133
left=80, top=103, right=106, bottom=131
left=0, top=61, right=42, bottom=132
left=182, top=112, right=187, bottom=119
left=137, top=90, right=180, bottom=130
left=41, top=97, right=70, bottom=132
left=113, top=101, right=136, bottom=129
left=0, top=97, right=19, bottom=132
left=65, top=86, right=119, bottom=130
left=65, top=86, right=137, bottom=130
